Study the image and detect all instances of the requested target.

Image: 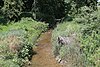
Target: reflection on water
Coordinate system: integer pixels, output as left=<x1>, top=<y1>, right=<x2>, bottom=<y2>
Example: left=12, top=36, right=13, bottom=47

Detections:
left=29, top=30, right=62, bottom=67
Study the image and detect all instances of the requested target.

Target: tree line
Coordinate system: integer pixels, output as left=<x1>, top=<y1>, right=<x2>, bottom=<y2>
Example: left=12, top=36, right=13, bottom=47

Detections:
left=0, top=0, right=97, bottom=23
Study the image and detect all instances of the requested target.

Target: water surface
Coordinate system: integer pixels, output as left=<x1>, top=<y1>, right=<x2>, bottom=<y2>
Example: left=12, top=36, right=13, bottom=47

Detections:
left=30, top=30, right=62, bottom=67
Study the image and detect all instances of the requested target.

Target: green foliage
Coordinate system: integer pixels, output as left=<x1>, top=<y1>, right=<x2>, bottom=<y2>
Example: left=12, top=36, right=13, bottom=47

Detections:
left=0, top=18, right=48, bottom=67
left=0, top=0, right=98, bottom=27
left=0, top=0, right=99, bottom=66
left=80, top=31, right=100, bottom=67
left=0, top=59, right=20, bottom=67
left=0, top=0, right=66, bottom=24
left=52, top=8, right=100, bottom=66
left=64, top=0, right=97, bottom=18
left=74, top=6, right=100, bottom=24
left=34, top=0, right=65, bottom=19
left=2, top=0, right=24, bottom=21
left=0, top=0, right=4, bottom=9
left=52, top=22, right=84, bottom=67
left=22, top=0, right=34, bottom=12
left=78, top=9, right=100, bottom=66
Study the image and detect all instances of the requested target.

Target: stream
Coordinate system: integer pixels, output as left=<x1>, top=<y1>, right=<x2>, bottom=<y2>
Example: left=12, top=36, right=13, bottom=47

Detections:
left=29, top=30, right=62, bottom=67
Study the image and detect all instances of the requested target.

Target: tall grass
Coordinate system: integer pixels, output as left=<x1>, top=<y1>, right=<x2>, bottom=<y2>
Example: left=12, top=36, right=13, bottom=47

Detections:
left=52, top=21, right=85, bottom=67
left=52, top=10, right=100, bottom=66
left=0, top=18, right=48, bottom=67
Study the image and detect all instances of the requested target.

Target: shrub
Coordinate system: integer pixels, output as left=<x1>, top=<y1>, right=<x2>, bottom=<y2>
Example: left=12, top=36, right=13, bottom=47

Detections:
left=0, top=18, right=48, bottom=67
left=80, top=31, right=100, bottom=67
left=0, top=59, right=20, bottom=67
left=1, top=0, right=24, bottom=21
left=52, top=18, right=100, bottom=67
left=52, top=21, right=85, bottom=67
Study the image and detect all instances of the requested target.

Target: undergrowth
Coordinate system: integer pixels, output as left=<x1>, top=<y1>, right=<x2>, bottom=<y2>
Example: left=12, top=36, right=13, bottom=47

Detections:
left=52, top=22, right=84, bottom=67
left=0, top=18, right=48, bottom=67
left=52, top=8, right=100, bottom=67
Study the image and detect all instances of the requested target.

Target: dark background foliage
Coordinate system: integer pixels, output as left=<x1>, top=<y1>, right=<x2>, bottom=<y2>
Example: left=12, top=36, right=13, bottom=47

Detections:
left=0, top=0, right=98, bottom=25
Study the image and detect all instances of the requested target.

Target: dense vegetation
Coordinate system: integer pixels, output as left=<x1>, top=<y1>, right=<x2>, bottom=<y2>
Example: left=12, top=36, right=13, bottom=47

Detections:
left=52, top=4, right=100, bottom=67
left=0, top=0, right=97, bottom=22
left=0, top=0, right=100, bottom=67
left=0, top=18, right=48, bottom=67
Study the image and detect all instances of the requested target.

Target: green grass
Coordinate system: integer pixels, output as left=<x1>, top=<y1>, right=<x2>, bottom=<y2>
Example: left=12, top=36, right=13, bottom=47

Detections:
left=52, top=11, right=100, bottom=67
left=0, top=18, right=48, bottom=67
left=52, top=21, right=84, bottom=67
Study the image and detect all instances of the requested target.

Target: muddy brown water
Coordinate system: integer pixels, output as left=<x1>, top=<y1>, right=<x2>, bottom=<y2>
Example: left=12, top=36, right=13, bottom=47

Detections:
left=29, top=30, right=62, bottom=67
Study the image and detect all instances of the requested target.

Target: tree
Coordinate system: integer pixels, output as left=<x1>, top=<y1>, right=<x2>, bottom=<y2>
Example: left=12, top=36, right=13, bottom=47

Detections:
left=0, top=0, right=4, bottom=9
left=1, top=0, right=97, bottom=23
left=22, top=0, right=34, bottom=12
left=64, top=0, right=97, bottom=16
left=32, top=0, right=65, bottom=20
left=2, top=0, right=24, bottom=21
